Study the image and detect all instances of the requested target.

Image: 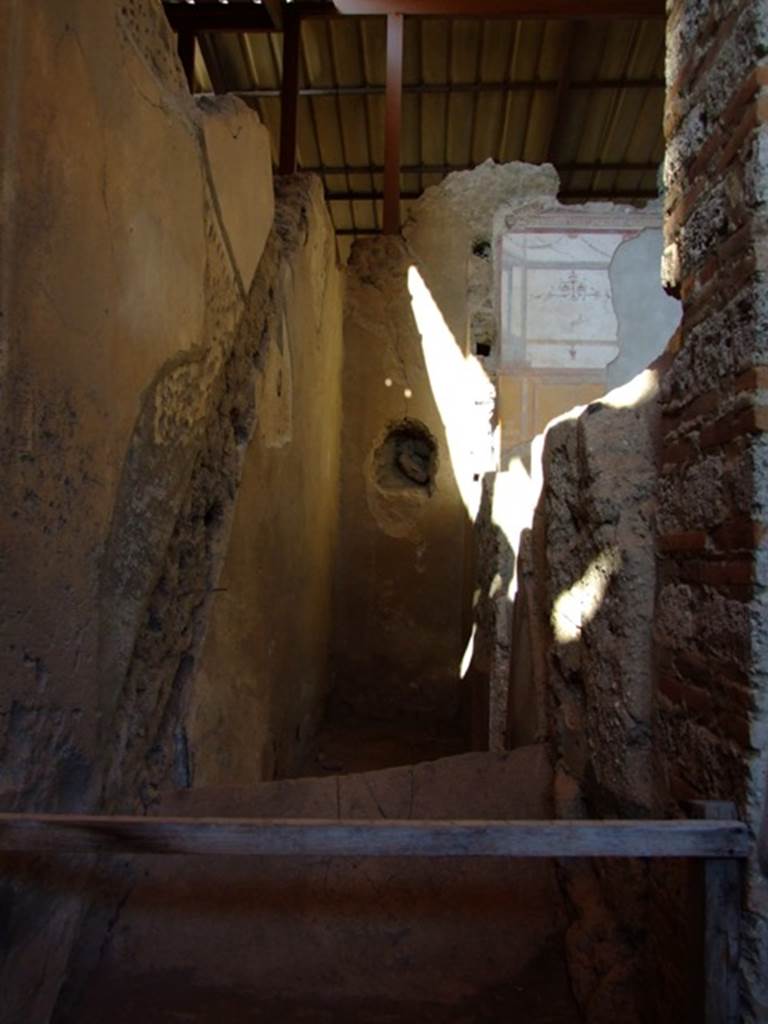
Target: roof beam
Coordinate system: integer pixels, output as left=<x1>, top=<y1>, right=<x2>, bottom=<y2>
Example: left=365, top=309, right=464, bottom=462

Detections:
left=546, top=20, right=576, bottom=163
left=383, top=13, right=403, bottom=234
left=220, top=78, right=664, bottom=100
left=163, top=0, right=664, bottom=33
left=332, top=0, right=664, bottom=17
left=303, top=160, right=659, bottom=174
left=163, top=1, right=338, bottom=33
left=325, top=185, right=659, bottom=202
left=279, top=8, right=302, bottom=174
left=162, top=3, right=273, bottom=33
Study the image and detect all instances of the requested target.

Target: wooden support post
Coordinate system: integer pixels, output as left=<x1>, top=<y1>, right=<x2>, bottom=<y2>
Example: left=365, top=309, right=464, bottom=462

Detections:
left=177, top=31, right=196, bottom=92
left=383, top=12, right=403, bottom=235
left=262, top=0, right=284, bottom=30
left=279, top=9, right=301, bottom=175
left=691, top=801, right=743, bottom=1024
left=545, top=20, right=576, bottom=164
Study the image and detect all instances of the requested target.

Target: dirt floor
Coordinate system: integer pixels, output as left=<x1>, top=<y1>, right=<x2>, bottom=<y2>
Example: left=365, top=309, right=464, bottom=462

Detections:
left=293, top=709, right=466, bottom=777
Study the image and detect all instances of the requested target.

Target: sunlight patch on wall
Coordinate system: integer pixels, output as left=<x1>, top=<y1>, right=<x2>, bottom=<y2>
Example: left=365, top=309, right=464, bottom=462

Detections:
left=460, top=622, right=478, bottom=680
left=551, top=548, right=622, bottom=644
left=599, top=367, right=658, bottom=410
left=407, top=265, right=495, bottom=521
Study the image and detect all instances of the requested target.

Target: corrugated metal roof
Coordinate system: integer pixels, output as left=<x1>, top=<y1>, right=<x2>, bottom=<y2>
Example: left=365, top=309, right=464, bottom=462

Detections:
left=182, top=5, right=665, bottom=254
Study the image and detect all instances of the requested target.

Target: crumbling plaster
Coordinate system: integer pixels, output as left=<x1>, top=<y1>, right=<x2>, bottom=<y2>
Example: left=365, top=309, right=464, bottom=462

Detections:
left=188, top=182, right=344, bottom=787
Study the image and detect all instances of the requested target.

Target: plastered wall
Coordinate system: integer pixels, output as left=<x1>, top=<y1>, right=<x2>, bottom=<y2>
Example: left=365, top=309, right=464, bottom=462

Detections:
left=0, top=2, right=343, bottom=1019
left=330, top=163, right=556, bottom=728
left=188, top=182, right=344, bottom=787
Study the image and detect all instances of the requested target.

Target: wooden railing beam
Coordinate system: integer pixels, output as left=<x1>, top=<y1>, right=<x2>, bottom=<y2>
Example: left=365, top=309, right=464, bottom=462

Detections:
left=0, top=814, right=750, bottom=859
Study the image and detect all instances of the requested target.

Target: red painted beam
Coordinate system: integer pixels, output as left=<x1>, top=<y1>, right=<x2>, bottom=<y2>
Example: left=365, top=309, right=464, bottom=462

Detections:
left=333, top=0, right=664, bottom=16
left=279, top=9, right=302, bottom=174
left=383, top=13, right=404, bottom=234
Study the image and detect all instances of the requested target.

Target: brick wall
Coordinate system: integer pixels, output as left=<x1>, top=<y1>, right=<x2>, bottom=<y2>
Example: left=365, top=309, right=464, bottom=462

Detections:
left=658, top=0, right=768, bottom=1016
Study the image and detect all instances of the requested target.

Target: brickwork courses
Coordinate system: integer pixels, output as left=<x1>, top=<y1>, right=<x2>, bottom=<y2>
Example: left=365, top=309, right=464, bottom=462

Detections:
left=658, top=1, right=768, bottom=1017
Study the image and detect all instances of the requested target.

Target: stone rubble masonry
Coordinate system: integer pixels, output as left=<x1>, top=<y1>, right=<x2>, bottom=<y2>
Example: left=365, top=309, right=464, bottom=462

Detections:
left=498, top=366, right=666, bottom=1023
left=660, top=0, right=768, bottom=1018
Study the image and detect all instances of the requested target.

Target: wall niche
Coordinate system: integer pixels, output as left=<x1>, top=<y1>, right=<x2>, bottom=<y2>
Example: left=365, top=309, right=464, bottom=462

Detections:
left=374, top=419, right=438, bottom=496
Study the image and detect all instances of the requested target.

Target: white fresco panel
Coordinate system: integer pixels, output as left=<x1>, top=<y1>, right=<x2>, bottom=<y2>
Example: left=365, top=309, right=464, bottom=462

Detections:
left=527, top=267, right=617, bottom=343
left=527, top=341, right=619, bottom=369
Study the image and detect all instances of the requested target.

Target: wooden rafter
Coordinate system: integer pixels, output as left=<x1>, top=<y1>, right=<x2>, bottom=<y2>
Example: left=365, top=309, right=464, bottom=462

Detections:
left=301, top=160, right=660, bottom=175
left=545, top=20, right=577, bottom=164
left=324, top=186, right=659, bottom=202
left=217, top=77, right=665, bottom=100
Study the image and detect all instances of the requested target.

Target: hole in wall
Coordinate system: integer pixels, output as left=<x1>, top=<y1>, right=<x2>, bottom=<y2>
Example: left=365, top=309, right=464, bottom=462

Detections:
left=475, top=342, right=492, bottom=357
left=374, top=419, right=438, bottom=495
left=472, top=238, right=491, bottom=260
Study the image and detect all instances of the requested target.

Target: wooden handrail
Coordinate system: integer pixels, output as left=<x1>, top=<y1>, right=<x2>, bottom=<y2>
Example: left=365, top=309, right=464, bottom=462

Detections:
left=0, top=813, right=750, bottom=859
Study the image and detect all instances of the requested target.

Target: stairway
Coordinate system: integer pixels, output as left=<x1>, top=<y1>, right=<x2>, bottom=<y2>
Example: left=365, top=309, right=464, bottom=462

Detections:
left=56, top=746, right=582, bottom=1023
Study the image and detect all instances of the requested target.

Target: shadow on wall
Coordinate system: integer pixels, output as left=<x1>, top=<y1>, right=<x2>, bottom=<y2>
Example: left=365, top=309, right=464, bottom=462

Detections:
left=500, top=363, right=663, bottom=1024
left=346, top=240, right=690, bottom=1017
left=507, top=365, right=662, bottom=816
left=331, top=176, right=681, bottom=752
left=474, top=207, right=681, bottom=752
left=495, top=347, right=734, bottom=1024
left=329, top=160, right=570, bottom=738
left=329, top=235, right=496, bottom=732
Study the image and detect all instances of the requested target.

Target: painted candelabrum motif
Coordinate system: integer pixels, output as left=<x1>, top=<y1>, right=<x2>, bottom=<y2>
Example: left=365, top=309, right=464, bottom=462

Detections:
left=496, top=211, right=659, bottom=372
